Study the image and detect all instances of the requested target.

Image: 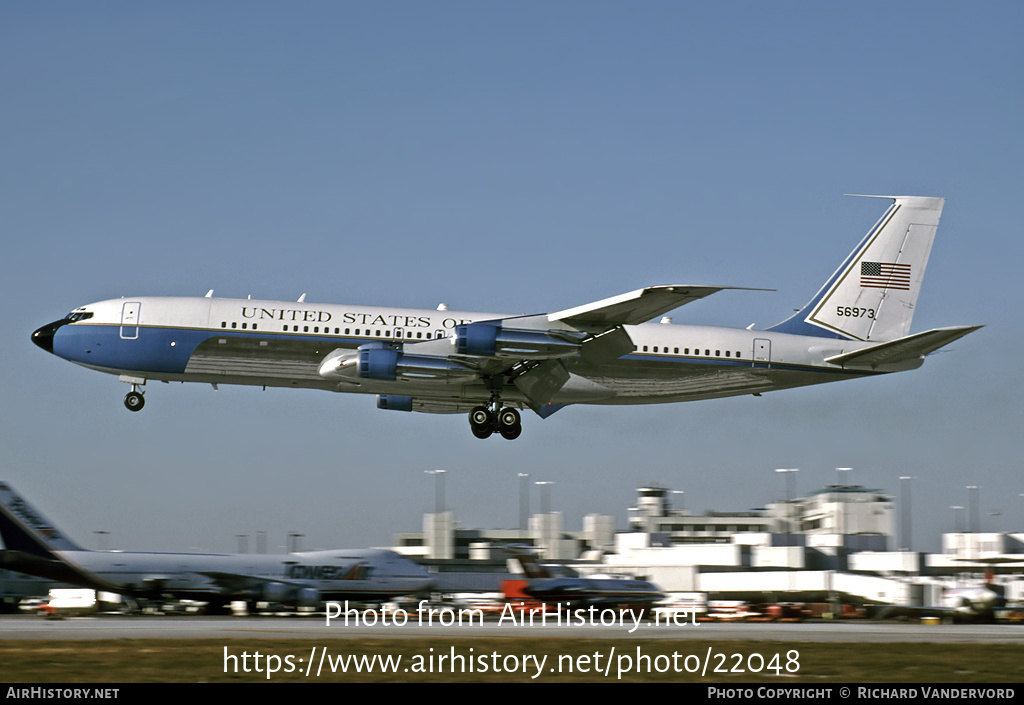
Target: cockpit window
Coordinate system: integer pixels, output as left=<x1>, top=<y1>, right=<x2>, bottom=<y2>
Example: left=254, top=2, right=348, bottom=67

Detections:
left=66, top=311, right=94, bottom=323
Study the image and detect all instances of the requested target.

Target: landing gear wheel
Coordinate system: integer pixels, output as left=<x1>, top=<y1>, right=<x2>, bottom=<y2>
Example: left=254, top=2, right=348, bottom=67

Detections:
left=497, top=407, right=522, bottom=440
left=469, top=406, right=495, bottom=439
left=471, top=425, right=494, bottom=439
left=497, top=407, right=520, bottom=428
left=124, top=391, right=145, bottom=412
left=469, top=399, right=523, bottom=440
left=469, top=406, right=492, bottom=427
left=499, top=423, right=522, bottom=440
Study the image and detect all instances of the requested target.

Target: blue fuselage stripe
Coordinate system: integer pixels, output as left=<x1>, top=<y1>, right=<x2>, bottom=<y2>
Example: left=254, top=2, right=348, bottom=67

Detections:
left=51, top=323, right=874, bottom=380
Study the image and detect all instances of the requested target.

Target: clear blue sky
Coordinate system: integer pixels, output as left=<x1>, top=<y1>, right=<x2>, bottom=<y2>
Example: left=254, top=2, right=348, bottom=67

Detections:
left=2, top=2, right=1021, bottom=554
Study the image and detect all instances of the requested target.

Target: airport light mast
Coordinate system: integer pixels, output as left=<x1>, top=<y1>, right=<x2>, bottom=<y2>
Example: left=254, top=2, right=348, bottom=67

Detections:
left=426, top=469, right=447, bottom=514
left=775, top=468, right=799, bottom=534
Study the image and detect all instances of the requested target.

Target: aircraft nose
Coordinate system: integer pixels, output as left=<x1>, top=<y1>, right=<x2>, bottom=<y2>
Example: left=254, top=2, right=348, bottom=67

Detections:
left=31, top=320, right=65, bottom=354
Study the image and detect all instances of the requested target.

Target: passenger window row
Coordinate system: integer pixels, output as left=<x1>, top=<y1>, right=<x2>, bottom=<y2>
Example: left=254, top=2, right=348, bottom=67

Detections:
left=218, top=322, right=437, bottom=340
left=640, top=345, right=743, bottom=359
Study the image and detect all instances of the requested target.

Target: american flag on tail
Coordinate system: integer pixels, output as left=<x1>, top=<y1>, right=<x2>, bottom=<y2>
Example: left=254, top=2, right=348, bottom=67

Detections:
left=860, top=261, right=911, bottom=290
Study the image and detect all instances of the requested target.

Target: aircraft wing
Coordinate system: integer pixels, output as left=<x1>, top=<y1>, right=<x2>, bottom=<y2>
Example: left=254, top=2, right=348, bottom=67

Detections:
left=193, top=570, right=328, bottom=604
left=199, top=557, right=372, bottom=592
left=549, top=285, right=767, bottom=328
left=197, top=570, right=283, bottom=593
left=825, top=325, right=982, bottom=368
left=196, top=570, right=349, bottom=595
left=329, top=285, right=766, bottom=415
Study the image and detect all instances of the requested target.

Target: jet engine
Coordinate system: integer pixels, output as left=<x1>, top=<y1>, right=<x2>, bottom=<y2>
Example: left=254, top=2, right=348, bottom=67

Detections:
left=261, top=582, right=320, bottom=608
left=455, top=323, right=584, bottom=359
left=357, top=347, right=477, bottom=382
left=318, top=345, right=477, bottom=382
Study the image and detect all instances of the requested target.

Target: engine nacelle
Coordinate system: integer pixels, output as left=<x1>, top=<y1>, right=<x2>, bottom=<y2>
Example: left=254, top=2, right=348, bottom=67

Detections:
left=295, top=587, right=320, bottom=608
left=377, top=395, right=413, bottom=412
left=259, top=582, right=320, bottom=608
left=320, top=345, right=477, bottom=382
left=456, top=322, right=499, bottom=356
left=455, top=323, right=583, bottom=359
left=359, top=347, right=399, bottom=380
left=318, top=348, right=360, bottom=378
left=359, top=347, right=476, bottom=382
left=377, top=396, right=486, bottom=414
left=262, top=582, right=290, bottom=603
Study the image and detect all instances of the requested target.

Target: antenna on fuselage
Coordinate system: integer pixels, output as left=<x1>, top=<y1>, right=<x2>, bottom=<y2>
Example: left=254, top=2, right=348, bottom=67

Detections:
left=298, top=293, right=307, bottom=303
left=205, top=290, right=214, bottom=298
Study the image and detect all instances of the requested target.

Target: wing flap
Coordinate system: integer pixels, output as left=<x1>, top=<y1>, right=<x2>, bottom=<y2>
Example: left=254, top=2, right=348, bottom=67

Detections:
left=512, top=359, right=571, bottom=410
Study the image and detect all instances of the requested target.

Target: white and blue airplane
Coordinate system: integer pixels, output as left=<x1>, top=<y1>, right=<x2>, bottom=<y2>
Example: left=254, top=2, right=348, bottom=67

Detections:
left=0, top=480, right=434, bottom=611
left=32, top=196, right=979, bottom=440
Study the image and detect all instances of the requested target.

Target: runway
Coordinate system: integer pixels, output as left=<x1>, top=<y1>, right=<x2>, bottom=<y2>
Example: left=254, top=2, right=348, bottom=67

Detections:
left=1, top=614, right=1022, bottom=643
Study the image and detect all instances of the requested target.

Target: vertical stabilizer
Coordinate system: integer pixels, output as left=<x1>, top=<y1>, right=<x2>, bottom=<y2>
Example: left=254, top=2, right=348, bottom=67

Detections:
left=768, top=196, right=944, bottom=342
left=0, top=481, right=83, bottom=557
left=506, top=548, right=552, bottom=579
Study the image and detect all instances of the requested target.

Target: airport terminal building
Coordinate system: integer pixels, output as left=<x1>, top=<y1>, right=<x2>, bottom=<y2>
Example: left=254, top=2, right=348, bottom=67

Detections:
left=391, top=483, right=1024, bottom=607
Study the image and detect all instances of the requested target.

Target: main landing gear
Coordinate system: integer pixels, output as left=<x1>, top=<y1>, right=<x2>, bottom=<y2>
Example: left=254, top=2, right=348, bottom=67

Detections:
left=468, top=404, right=522, bottom=440
left=123, top=385, right=145, bottom=412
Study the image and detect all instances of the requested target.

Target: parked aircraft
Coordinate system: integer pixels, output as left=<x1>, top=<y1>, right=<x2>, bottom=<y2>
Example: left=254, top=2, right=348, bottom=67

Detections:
left=0, top=481, right=433, bottom=611
left=868, top=572, right=1007, bottom=623
left=32, top=196, right=980, bottom=439
left=940, top=581, right=1007, bottom=621
left=509, top=548, right=664, bottom=609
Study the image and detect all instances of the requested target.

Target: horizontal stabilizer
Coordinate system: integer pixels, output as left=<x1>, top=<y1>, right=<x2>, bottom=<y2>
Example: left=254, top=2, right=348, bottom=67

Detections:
left=825, top=325, right=982, bottom=368
left=550, top=285, right=768, bottom=328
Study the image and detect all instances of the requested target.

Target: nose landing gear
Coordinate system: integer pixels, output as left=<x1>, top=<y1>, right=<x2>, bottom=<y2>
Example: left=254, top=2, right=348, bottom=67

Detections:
left=123, top=384, right=145, bottom=412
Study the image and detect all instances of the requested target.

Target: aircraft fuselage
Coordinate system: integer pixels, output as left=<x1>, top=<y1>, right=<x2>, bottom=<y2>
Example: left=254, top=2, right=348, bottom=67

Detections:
left=33, top=294, right=897, bottom=409
left=0, top=544, right=433, bottom=605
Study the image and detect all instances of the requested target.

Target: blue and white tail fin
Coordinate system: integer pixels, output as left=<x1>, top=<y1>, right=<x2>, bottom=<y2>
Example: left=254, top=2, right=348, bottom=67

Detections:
left=768, top=196, right=944, bottom=342
left=0, top=481, right=83, bottom=557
